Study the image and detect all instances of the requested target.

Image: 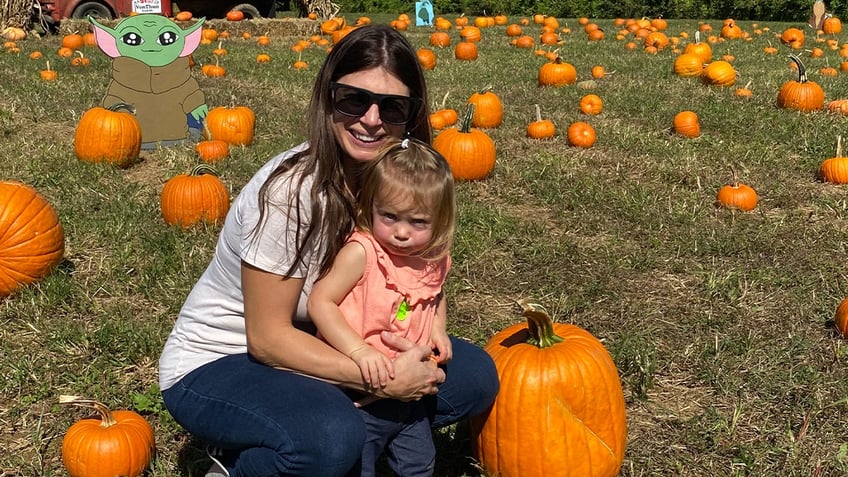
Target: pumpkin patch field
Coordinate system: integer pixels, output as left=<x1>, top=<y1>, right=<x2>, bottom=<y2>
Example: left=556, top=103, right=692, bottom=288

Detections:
left=4, top=12, right=848, bottom=476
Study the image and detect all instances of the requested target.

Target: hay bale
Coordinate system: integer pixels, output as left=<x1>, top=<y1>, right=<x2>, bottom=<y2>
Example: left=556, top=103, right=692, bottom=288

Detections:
left=58, top=16, right=318, bottom=37
left=1, top=0, right=34, bottom=29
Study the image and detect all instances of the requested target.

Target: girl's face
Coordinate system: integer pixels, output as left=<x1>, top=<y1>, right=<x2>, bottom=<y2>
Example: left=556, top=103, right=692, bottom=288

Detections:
left=371, top=193, right=433, bottom=257
left=331, top=67, right=412, bottom=164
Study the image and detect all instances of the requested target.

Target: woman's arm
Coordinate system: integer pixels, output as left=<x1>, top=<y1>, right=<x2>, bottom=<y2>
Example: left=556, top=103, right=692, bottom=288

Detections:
left=242, top=261, right=364, bottom=387
left=242, top=261, right=443, bottom=399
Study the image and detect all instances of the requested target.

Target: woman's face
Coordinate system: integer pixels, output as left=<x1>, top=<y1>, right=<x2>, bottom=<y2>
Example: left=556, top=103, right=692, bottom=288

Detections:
left=331, top=67, right=413, bottom=164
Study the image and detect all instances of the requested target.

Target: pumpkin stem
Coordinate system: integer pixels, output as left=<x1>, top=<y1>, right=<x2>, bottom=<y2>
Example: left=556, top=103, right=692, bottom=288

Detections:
left=59, top=395, right=118, bottom=427
left=837, top=135, right=843, bottom=157
left=534, top=103, right=542, bottom=122
left=788, top=54, right=807, bottom=83
left=459, top=103, right=475, bottom=133
left=191, top=163, right=219, bottom=176
left=439, top=91, right=450, bottom=110
left=203, top=120, right=214, bottom=141
left=107, top=102, right=136, bottom=114
left=517, top=298, right=564, bottom=349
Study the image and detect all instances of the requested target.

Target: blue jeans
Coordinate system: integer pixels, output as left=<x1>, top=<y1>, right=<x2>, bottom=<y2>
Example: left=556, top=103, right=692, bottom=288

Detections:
left=161, top=337, right=499, bottom=477
left=356, top=397, right=433, bottom=477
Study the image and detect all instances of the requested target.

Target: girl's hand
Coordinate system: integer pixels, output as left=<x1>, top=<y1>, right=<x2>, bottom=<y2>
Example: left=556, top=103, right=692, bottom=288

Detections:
left=349, top=344, right=394, bottom=388
left=377, top=331, right=445, bottom=401
left=429, top=329, right=453, bottom=364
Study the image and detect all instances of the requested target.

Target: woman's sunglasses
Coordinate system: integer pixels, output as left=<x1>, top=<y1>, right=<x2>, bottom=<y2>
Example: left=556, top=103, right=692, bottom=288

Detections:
left=330, top=82, right=422, bottom=125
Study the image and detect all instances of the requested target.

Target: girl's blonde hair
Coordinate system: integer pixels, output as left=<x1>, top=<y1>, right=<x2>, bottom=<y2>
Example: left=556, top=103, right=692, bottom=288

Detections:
left=356, top=137, right=455, bottom=261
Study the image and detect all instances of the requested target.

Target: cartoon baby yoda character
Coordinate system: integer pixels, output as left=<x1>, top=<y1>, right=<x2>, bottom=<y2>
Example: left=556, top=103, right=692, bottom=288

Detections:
left=90, top=14, right=208, bottom=149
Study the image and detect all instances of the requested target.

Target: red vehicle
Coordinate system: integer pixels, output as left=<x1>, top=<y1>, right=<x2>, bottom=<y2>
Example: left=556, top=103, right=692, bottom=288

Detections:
left=37, top=0, right=275, bottom=27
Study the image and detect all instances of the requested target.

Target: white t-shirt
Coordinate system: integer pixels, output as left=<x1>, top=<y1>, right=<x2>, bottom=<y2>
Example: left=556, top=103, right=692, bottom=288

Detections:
left=158, top=142, right=326, bottom=391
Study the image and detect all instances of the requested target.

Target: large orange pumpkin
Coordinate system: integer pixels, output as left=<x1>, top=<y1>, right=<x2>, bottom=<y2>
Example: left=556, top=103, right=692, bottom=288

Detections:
left=777, top=55, right=825, bottom=112
left=161, top=165, right=231, bottom=228
left=467, top=87, right=503, bottom=129
left=538, top=56, right=577, bottom=86
left=205, top=105, right=256, bottom=146
left=0, top=181, right=65, bottom=298
left=73, top=103, right=142, bottom=167
left=433, top=104, right=496, bottom=181
left=60, top=395, right=155, bottom=477
left=472, top=299, right=627, bottom=477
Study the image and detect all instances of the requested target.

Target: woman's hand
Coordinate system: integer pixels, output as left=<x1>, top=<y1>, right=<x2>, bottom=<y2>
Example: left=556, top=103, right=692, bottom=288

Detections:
left=377, top=331, right=445, bottom=401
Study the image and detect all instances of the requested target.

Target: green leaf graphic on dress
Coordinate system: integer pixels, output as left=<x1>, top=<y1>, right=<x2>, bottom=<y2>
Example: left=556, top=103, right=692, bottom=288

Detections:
left=396, top=298, right=409, bottom=321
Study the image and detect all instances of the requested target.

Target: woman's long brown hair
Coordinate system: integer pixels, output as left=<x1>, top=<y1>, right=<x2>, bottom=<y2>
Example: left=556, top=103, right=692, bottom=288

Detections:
left=252, top=25, right=431, bottom=279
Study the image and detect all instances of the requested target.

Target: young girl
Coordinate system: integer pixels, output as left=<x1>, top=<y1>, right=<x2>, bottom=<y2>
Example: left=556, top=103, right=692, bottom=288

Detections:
left=308, top=136, right=456, bottom=477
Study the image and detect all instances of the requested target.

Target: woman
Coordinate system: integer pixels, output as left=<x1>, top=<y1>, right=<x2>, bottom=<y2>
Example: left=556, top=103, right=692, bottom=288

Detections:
left=158, top=25, right=499, bottom=477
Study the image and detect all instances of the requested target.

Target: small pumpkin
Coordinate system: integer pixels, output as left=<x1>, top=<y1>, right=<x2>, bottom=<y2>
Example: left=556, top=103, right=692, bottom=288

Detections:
left=40, top=60, right=58, bottom=81
left=60, top=395, right=155, bottom=477
left=735, top=80, right=753, bottom=98
left=70, top=50, right=90, bottom=67
left=701, top=60, right=736, bottom=87
left=780, top=27, right=805, bottom=48
left=205, top=105, right=255, bottom=146
left=683, top=31, right=712, bottom=63
left=777, top=55, right=825, bottom=112
left=819, top=135, right=848, bottom=184
left=256, top=53, right=271, bottom=63
left=591, top=65, right=608, bottom=79
left=196, top=124, right=230, bottom=163
left=74, top=103, right=142, bottom=167
left=2, top=26, right=26, bottom=41
left=454, top=40, right=478, bottom=60
left=526, top=104, right=555, bottom=139
left=212, top=40, right=227, bottom=56
left=0, top=181, right=65, bottom=298
left=174, top=10, right=193, bottom=21
left=579, top=93, right=603, bottom=115
left=673, top=53, right=704, bottom=77
left=429, top=31, right=451, bottom=47
left=459, top=25, right=482, bottom=42
left=202, top=56, right=226, bottom=77
left=673, top=110, right=700, bottom=138
left=417, top=47, right=437, bottom=70
left=472, top=299, right=627, bottom=477
left=823, top=15, right=842, bottom=35
left=716, top=179, right=758, bottom=211
left=432, top=104, right=496, bottom=181
left=467, top=87, right=503, bottom=129
left=720, top=21, right=743, bottom=39
left=429, top=92, right=458, bottom=130
left=161, top=164, right=231, bottom=227
left=567, top=121, right=596, bottom=148
left=61, top=33, right=84, bottom=50
left=226, top=9, right=245, bottom=21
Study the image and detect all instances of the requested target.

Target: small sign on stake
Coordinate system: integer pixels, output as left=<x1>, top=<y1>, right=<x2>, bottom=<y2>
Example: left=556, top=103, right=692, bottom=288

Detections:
left=415, top=0, right=433, bottom=26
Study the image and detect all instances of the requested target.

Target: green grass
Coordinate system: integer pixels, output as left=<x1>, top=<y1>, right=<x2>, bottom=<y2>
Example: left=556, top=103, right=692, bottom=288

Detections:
left=3, top=13, right=848, bottom=476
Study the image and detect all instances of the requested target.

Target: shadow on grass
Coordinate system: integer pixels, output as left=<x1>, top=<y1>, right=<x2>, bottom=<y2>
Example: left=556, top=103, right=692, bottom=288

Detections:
left=171, top=421, right=484, bottom=476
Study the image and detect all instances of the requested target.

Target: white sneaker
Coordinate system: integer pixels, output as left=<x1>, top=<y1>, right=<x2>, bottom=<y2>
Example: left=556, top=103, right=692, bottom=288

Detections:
left=205, top=446, right=231, bottom=477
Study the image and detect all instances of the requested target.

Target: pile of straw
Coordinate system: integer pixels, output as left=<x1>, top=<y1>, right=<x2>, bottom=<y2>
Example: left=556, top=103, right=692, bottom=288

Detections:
left=1, top=0, right=34, bottom=29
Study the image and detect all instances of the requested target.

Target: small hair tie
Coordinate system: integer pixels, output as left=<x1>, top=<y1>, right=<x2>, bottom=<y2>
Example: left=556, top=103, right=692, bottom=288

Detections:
left=401, top=138, right=410, bottom=149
